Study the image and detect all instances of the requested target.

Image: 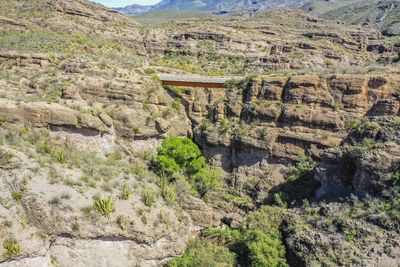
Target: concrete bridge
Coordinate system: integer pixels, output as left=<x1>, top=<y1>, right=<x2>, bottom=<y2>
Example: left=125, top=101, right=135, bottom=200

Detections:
left=159, top=74, right=240, bottom=88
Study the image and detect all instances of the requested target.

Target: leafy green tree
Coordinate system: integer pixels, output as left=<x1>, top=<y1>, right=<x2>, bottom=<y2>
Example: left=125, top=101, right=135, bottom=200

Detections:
left=155, top=137, right=220, bottom=196
left=157, top=137, right=202, bottom=167
left=155, top=155, right=180, bottom=176
left=156, top=137, right=204, bottom=175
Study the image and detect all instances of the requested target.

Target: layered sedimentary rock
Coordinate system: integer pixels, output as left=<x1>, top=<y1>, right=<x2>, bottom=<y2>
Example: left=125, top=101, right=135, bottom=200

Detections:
left=0, top=0, right=399, bottom=265
left=145, top=10, right=395, bottom=72
left=171, top=74, right=400, bottom=202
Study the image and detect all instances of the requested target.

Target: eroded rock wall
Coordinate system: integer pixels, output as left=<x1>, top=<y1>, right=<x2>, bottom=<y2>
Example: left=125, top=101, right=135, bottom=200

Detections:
left=173, top=74, right=400, bottom=202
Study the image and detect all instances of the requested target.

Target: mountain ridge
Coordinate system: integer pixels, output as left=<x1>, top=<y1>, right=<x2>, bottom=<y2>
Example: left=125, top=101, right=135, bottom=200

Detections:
left=322, top=0, right=400, bottom=36
left=114, top=0, right=400, bottom=36
left=115, top=0, right=309, bottom=15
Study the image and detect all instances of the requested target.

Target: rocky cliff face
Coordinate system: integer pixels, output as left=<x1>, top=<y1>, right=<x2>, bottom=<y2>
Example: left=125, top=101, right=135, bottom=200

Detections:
left=0, top=2, right=199, bottom=266
left=0, top=0, right=399, bottom=266
left=145, top=10, right=397, bottom=74
left=283, top=115, right=400, bottom=266
left=0, top=52, right=195, bottom=267
left=159, top=72, right=399, bottom=265
left=171, top=74, right=400, bottom=202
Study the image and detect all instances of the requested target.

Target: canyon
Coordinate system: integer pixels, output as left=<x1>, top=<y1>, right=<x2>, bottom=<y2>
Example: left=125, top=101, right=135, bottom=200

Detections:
left=0, top=0, right=399, bottom=266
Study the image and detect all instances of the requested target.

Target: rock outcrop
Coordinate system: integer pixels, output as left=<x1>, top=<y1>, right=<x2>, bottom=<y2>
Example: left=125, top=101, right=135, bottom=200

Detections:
left=283, top=116, right=400, bottom=266
left=0, top=0, right=399, bottom=266
left=145, top=10, right=390, bottom=73
left=170, top=74, right=400, bottom=203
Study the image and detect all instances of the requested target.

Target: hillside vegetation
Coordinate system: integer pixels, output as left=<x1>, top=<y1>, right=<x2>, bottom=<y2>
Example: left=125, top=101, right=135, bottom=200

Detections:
left=0, top=0, right=399, bottom=266
left=322, top=0, right=400, bottom=36
left=134, top=10, right=214, bottom=25
left=117, top=0, right=400, bottom=37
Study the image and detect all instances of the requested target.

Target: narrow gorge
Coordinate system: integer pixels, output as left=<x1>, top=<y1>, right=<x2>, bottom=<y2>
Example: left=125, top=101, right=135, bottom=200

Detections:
left=0, top=0, right=399, bottom=266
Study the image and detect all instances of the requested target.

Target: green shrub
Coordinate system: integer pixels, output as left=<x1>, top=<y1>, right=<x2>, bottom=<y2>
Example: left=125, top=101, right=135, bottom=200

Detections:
left=198, top=119, right=211, bottom=132
left=3, top=239, right=21, bottom=258
left=346, top=117, right=381, bottom=133
left=203, top=227, right=242, bottom=244
left=107, top=151, right=123, bottom=162
left=20, top=217, right=29, bottom=228
left=93, top=197, right=115, bottom=218
left=202, top=206, right=288, bottom=267
left=155, top=155, right=180, bottom=176
left=143, top=187, right=156, bottom=207
left=243, top=207, right=288, bottom=267
left=51, top=147, right=67, bottom=164
left=131, top=162, right=149, bottom=177
left=345, top=120, right=361, bottom=130
left=362, top=138, right=378, bottom=150
left=155, top=137, right=220, bottom=196
left=192, top=166, right=221, bottom=197
left=43, top=85, right=62, bottom=102
left=273, top=193, right=288, bottom=208
left=151, top=74, right=160, bottom=83
left=156, top=137, right=205, bottom=175
left=164, top=85, right=183, bottom=96
left=225, top=76, right=255, bottom=97
left=37, top=141, right=67, bottom=164
left=343, top=228, right=357, bottom=241
left=289, top=154, right=312, bottom=180
left=333, top=102, right=341, bottom=112
left=245, top=229, right=288, bottom=267
left=156, top=137, right=203, bottom=174
left=157, top=178, right=177, bottom=205
left=0, top=147, right=13, bottom=166
left=163, top=184, right=177, bottom=205
left=222, top=193, right=255, bottom=210
left=11, top=191, right=22, bottom=201
left=186, top=156, right=206, bottom=175
left=141, top=100, right=149, bottom=111
left=121, top=185, right=132, bottom=200
left=167, top=239, right=236, bottom=267
left=19, top=126, right=29, bottom=135
left=172, top=99, right=181, bottom=110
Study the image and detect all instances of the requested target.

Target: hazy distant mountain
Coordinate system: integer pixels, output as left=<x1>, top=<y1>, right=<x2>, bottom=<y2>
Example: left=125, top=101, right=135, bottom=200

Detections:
left=301, top=0, right=367, bottom=15
left=115, top=0, right=400, bottom=36
left=113, top=4, right=152, bottom=15
left=116, top=0, right=310, bottom=15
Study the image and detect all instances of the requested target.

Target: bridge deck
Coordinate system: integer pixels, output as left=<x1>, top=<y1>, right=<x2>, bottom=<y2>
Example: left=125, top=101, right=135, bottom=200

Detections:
left=159, top=74, right=240, bottom=88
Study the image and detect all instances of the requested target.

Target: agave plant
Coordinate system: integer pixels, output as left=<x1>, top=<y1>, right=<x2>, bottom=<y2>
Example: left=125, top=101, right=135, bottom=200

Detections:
left=3, top=239, right=21, bottom=258
left=93, top=197, right=115, bottom=218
